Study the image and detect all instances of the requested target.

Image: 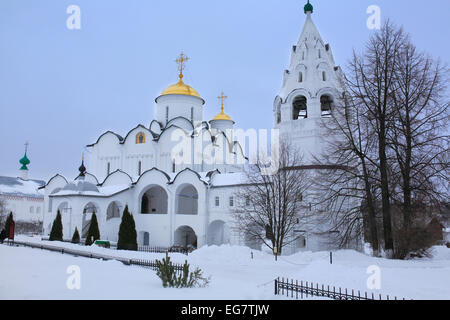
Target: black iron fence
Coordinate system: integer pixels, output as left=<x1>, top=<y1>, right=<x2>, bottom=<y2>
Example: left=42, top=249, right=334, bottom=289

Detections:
left=137, top=245, right=189, bottom=255
left=130, top=259, right=185, bottom=273
left=274, top=277, right=406, bottom=300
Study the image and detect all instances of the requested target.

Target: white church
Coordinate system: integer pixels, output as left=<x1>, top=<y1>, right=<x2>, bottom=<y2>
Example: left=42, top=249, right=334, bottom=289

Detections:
left=40, top=1, right=349, bottom=253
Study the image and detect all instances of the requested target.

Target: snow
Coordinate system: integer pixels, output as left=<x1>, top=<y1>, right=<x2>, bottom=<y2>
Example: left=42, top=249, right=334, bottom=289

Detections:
left=1, top=236, right=450, bottom=300
left=0, top=176, right=44, bottom=198
left=210, top=172, right=247, bottom=187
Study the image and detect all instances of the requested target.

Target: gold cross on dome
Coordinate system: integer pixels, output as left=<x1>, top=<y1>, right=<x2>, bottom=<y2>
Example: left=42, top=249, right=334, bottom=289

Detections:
left=175, top=52, right=189, bottom=77
left=218, top=92, right=227, bottom=111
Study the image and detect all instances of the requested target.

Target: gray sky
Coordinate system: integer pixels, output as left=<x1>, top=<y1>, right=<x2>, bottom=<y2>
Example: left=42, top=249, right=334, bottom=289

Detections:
left=0, top=0, right=449, bottom=181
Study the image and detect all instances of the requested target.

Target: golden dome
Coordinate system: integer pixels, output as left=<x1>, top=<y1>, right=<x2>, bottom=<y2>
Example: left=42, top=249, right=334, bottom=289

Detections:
left=213, top=108, right=232, bottom=121
left=161, top=75, right=201, bottom=98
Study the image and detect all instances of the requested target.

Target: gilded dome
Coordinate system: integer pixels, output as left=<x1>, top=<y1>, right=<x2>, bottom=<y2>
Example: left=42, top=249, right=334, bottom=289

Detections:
left=160, top=75, right=201, bottom=99
left=213, top=109, right=232, bottom=121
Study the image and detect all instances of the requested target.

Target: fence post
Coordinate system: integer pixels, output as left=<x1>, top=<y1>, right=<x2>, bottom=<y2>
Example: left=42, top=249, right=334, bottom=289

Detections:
left=274, top=278, right=278, bottom=295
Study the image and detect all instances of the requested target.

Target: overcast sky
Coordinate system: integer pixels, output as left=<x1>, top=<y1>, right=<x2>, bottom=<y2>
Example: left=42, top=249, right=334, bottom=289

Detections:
left=0, top=0, right=449, bottom=181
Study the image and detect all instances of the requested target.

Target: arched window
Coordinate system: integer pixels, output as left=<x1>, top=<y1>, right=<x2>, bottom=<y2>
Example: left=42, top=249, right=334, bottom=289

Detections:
left=302, top=51, right=305, bottom=60
left=299, top=72, right=303, bottom=83
left=138, top=161, right=142, bottom=175
left=176, top=184, right=198, bottom=215
left=30, top=206, right=34, bottom=213
left=107, top=162, right=111, bottom=175
left=293, top=96, right=307, bottom=120
left=276, top=111, right=281, bottom=124
left=136, top=132, right=146, bottom=144
left=141, top=186, right=168, bottom=214
left=190, top=107, right=194, bottom=122
left=322, top=71, right=327, bottom=81
left=318, top=49, right=321, bottom=59
left=320, top=95, right=333, bottom=117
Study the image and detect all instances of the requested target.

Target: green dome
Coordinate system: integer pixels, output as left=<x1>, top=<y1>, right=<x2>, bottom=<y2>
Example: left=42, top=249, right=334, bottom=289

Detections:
left=19, top=152, right=30, bottom=170
left=304, top=0, right=313, bottom=13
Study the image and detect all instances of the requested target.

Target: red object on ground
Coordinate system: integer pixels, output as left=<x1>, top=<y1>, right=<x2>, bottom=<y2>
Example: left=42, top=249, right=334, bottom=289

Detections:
left=9, top=220, right=15, bottom=240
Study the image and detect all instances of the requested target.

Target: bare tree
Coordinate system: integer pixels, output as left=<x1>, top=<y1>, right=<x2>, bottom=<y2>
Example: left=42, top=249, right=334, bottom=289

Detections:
left=233, top=141, right=311, bottom=256
left=0, top=197, right=7, bottom=229
left=315, top=90, right=381, bottom=254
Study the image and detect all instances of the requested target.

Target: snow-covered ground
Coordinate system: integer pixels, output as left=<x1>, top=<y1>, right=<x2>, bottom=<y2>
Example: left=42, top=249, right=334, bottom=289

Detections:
left=1, top=235, right=449, bottom=300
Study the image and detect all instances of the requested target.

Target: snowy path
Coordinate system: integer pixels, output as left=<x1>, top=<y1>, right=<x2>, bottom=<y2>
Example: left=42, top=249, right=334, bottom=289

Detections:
left=1, top=236, right=449, bottom=300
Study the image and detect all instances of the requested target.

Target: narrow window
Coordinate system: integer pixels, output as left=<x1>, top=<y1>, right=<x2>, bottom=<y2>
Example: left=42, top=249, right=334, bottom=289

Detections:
left=172, top=160, right=176, bottom=173
left=107, top=162, right=111, bottom=175
left=245, top=197, right=250, bottom=206
left=302, top=51, right=305, bottom=60
left=48, top=198, right=53, bottom=212
left=165, top=106, right=169, bottom=125
left=215, top=196, right=220, bottom=207
left=322, top=71, right=326, bottom=81
left=229, top=196, right=234, bottom=207
left=138, top=161, right=142, bottom=176
left=30, top=206, right=34, bottom=213
left=318, top=49, right=321, bottom=59
left=299, top=72, right=303, bottom=83
left=190, top=107, right=194, bottom=123
left=36, top=207, right=41, bottom=214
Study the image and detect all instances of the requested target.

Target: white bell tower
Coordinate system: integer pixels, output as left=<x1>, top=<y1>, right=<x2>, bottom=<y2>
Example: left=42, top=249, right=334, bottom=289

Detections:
left=274, top=1, right=344, bottom=163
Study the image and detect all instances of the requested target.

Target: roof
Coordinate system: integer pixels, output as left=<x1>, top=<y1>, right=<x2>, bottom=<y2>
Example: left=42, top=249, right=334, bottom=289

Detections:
left=0, top=176, right=45, bottom=199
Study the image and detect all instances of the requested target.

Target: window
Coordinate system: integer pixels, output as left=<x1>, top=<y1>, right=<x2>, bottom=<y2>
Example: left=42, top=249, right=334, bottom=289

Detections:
left=322, top=71, right=327, bottom=81
left=190, top=107, right=194, bottom=123
left=107, top=162, right=111, bottom=175
left=136, top=132, right=146, bottom=144
left=36, top=207, right=41, bottom=214
left=299, top=72, right=303, bottom=83
left=172, top=160, right=176, bottom=173
left=138, top=161, right=142, bottom=175
left=293, top=96, right=307, bottom=120
left=318, top=49, right=321, bottom=59
left=165, top=106, right=169, bottom=125
left=320, top=95, right=333, bottom=117
left=30, top=206, right=34, bottom=213
left=302, top=51, right=305, bottom=60
left=215, top=196, right=220, bottom=207
left=229, top=196, right=234, bottom=207
left=245, top=197, right=250, bottom=206
left=48, top=198, right=53, bottom=212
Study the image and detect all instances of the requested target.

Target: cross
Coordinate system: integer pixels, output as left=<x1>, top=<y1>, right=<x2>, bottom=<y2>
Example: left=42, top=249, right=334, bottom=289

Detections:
left=218, top=92, right=227, bottom=111
left=175, top=52, right=189, bottom=76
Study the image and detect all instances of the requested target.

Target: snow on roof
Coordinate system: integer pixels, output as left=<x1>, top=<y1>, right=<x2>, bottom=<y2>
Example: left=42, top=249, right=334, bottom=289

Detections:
left=0, top=176, right=45, bottom=198
left=210, top=172, right=248, bottom=187
left=51, top=181, right=131, bottom=197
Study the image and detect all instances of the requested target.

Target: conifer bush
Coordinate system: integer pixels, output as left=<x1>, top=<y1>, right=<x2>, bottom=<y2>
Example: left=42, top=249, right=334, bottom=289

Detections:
left=85, top=212, right=100, bottom=246
left=71, top=227, right=80, bottom=244
left=117, top=205, right=137, bottom=250
left=155, top=252, right=210, bottom=288
left=49, top=210, right=63, bottom=241
left=3, top=212, right=13, bottom=236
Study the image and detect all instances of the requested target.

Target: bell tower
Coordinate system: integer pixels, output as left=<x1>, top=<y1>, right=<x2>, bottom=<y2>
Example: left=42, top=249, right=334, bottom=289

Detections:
left=273, top=1, right=344, bottom=163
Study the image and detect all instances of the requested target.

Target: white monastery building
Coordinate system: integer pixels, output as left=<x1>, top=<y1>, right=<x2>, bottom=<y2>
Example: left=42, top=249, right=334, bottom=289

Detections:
left=41, top=2, right=351, bottom=253
left=0, top=149, right=45, bottom=223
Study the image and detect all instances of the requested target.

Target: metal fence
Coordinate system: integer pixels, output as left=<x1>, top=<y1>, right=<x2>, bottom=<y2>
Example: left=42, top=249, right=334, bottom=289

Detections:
left=130, top=258, right=185, bottom=273
left=137, top=245, right=189, bottom=255
left=274, top=277, right=406, bottom=300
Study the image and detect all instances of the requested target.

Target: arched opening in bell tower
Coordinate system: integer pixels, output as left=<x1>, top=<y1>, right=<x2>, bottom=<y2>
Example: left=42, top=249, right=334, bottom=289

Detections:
left=293, top=96, right=308, bottom=120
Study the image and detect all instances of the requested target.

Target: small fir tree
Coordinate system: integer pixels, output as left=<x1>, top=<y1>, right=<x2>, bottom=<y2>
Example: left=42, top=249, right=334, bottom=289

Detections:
left=71, top=227, right=80, bottom=244
left=49, top=210, right=63, bottom=241
left=155, top=252, right=209, bottom=288
left=85, top=212, right=100, bottom=246
left=117, top=205, right=137, bottom=251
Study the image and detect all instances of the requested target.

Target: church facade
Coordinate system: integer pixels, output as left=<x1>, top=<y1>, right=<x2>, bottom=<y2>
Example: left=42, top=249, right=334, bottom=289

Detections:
left=41, top=2, right=351, bottom=253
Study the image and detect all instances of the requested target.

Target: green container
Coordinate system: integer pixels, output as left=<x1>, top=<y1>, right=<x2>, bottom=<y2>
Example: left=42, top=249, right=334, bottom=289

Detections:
left=94, top=240, right=110, bottom=248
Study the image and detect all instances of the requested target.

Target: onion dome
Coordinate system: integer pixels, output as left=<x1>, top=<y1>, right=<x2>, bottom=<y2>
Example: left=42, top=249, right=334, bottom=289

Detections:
left=78, top=155, right=86, bottom=177
left=19, top=152, right=30, bottom=170
left=304, top=0, right=313, bottom=14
